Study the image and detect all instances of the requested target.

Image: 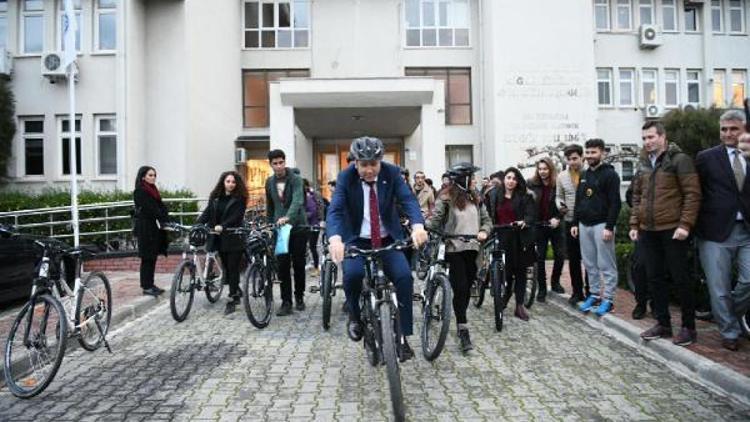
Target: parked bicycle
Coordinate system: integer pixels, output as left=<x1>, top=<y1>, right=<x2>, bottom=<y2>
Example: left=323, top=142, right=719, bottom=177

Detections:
left=304, top=225, right=340, bottom=331
left=345, top=239, right=413, bottom=422
left=2, top=226, right=112, bottom=398
left=242, top=222, right=278, bottom=329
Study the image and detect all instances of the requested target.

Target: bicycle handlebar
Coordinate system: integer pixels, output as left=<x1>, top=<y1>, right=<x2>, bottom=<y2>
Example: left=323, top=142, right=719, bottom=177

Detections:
left=344, top=238, right=414, bottom=259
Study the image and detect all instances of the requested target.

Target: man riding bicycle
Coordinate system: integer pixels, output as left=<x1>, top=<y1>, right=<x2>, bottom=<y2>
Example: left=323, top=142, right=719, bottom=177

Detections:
left=327, top=137, right=429, bottom=361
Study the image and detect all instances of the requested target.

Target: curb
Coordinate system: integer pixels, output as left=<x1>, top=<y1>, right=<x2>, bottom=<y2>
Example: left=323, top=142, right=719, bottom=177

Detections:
left=546, top=292, right=750, bottom=407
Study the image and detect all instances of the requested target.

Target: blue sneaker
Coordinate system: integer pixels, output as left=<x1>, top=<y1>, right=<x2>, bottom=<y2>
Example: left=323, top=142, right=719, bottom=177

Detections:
left=595, top=299, right=613, bottom=317
left=579, top=295, right=599, bottom=313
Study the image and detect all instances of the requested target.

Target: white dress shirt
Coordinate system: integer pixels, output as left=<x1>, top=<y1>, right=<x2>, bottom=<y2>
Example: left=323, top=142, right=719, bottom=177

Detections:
left=360, top=178, right=388, bottom=240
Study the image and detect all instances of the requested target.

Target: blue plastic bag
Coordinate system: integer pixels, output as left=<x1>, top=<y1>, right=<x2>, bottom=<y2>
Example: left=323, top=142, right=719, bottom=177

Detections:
left=275, top=224, right=292, bottom=255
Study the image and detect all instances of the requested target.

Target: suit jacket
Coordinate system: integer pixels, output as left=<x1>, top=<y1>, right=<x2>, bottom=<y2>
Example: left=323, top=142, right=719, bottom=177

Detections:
left=327, top=162, right=425, bottom=245
left=695, top=145, right=750, bottom=242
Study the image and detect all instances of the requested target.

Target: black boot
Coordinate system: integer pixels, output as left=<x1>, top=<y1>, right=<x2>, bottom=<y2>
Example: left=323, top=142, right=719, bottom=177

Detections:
left=632, top=302, right=647, bottom=320
left=276, top=301, right=293, bottom=316
left=458, top=328, right=474, bottom=354
left=551, top=282, right=565, bottom=294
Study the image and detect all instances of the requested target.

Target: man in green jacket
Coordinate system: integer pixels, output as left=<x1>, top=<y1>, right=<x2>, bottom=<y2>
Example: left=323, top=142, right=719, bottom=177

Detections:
left=266, top=149, right=308, bottom=315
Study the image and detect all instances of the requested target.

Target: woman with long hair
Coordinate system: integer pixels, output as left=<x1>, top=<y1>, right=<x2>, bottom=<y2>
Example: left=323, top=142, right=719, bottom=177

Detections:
left=133, top=166, right=170, bottom=296
left=198, top=171, right=248, bottom=315
left=427, top=163, right=492, bottom=353
left=487, top=167, right=537, bottom=321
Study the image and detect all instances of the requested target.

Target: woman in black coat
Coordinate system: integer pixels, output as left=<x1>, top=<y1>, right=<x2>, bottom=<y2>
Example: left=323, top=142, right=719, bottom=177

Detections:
left=198, top=171, right=248, bottom=315
left=487, top=167, right=537, bottom=321
left=133, top=166, right=170, bottom=296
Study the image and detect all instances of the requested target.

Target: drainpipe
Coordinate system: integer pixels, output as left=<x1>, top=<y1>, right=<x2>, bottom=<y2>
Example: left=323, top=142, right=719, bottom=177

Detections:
left=477, top=0, right=487, bottom=174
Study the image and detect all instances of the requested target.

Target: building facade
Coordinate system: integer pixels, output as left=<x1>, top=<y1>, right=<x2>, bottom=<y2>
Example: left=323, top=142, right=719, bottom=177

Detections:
left=2, top=0, right=749, bottom=199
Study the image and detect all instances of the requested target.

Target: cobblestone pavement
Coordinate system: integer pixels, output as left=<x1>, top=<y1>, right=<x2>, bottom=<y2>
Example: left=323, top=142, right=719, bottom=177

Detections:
left=1, top=280, right=749, bottom=422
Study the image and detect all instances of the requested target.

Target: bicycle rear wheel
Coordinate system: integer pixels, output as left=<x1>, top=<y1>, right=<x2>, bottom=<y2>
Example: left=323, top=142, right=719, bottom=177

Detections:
left=4, top=294, right=68, bottom=398
left=421, top=273, right=452, bottom=361
left=321, top=261, right=335, bottom=330
left=204, top=258, right=224, bottom=303
left=75, top=272, right=112, bottom=351
left=242, top=262, right=273, bottom=329
left=491, top=261, right=506, bottom=332
left=380, top=303, right=406, bottom=422
left=524, top=263, right=538, bottom=309
left=170, top=261, right=195, bottom=322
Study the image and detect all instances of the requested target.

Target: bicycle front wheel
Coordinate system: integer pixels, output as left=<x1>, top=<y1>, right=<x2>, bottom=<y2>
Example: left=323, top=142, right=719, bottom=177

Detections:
left=204, top=258, right=224, bottom=303
left=242, top=262, right=273, bottom=329
left=380, top=303, right=405, bottom=422
left=491, top=261, right=506, bottom=332
left=321, top=261, right=335, bottom=330
left=4, top=294, right=68, bottom=398
left=75, top=272, right=112, bottom=351
left=170, top=261, right=196, bottom=322
left=421, top=273, right=452, bottom=361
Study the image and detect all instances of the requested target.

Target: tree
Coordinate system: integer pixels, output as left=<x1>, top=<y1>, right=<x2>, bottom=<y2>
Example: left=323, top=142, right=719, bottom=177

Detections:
left=0, top=76, right=16, bottom=183
left=661, top=106, right=723, bottom=159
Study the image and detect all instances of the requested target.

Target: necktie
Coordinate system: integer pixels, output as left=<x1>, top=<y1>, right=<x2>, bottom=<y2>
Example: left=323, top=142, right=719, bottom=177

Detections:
left=366, top=181, right=382, bottom=248
left=733, top=150, right=745, bottom=191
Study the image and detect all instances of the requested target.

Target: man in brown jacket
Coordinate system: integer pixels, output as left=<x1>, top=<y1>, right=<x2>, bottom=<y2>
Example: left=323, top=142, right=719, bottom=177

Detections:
left=629, top=121, right=702, bottom=346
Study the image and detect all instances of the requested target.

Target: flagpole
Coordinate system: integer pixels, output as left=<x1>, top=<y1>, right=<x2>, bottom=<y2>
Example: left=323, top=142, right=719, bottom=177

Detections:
left=68, top=62, right=79, bottom=248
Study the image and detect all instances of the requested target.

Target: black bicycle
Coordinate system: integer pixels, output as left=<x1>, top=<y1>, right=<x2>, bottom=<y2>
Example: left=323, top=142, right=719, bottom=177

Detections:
left=305, top=226, right=339, bottom=330
left=242, top=222, right=277, bottom=329
left=2, top=227, right=112, bottom=398
left=345, top=239, right=413, bottom=422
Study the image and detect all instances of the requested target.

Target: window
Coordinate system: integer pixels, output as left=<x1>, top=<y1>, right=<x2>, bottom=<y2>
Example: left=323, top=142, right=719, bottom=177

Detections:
left=405, top=67, right=472, bottom=124
left=0, top=1, right=7, bottom=48
left=594, top=0, right=610, bottom=30
left=22, top=118, right=44, bottom=176
left=616, top=0, right=632, bottom=30
left=729, top=0, right=745, bottom=33
left=713, top=69, right=726, bottom=107
left=95, top=0, right=117, bottom=51
left=597, top=68, right=613, bottom=106
left=59, top=118, right=82, bottom=176
left=685, top=6, right=700, bottom=32
left=662, top=0, right=677, bottom=31
left=687, top=70, right=701, bottom=105
left=445, top=145, right=472, bottom=168
left=242, top=69, right=310, bottom=127
left=405, top=0, right=470, bottom=47
left=22, top=0, right=44, bottom=54
left=57, top=0, right=82, bottom=52
left=712, top=0, right=724, bottom=32
left=621, top=161, right=635, bottom=182
left=96, top=116, right=116, bottom=175
left=243, top=0, right=309, bottom=48
left=665, top=69, right=680, bottom=107
left=642, top=68, right=658, bottom=105
left=619, top=68, right=635, bottom=106
left=732, top=70, right=746, bottom=107
left=639, top=0, right=654, bottom=25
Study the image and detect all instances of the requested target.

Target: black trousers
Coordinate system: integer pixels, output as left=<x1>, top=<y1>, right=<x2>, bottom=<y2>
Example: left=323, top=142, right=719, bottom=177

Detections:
left=640, top=230, right=696, bottom=330
left=535, top=225, right=565, bottom=290
left=278, top=229, right=308, bottom=304
left=308, top=229, right=320, bottom=268
left=505, top=265, right=528, bottom=306
left=139, top=256, right=157, bottom=289
left=631, top=240, right=650, bottom=306
left=445, top=250, right=478, bottom=325
left=565, top=228, right=590, bottom=297
left=219, top=250, right=243, bottom=299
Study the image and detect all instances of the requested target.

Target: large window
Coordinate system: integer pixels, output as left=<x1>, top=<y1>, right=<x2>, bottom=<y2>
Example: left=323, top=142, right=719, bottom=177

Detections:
left=22, top=0, right=44, bottom=54
left=732, top=70, right=746, bottom=107
left=0, top=1, right=7, bottom=48
left=662, top=0, right=677, bottom=31
left=96, top=116, right=117, bottom=175
left=243, top=0, right=309, bottom=49
left=729, top=0, right=746, bottom=33
left=405, top=67, right=472, bottom=125
left=687, top=70, right=701, bottom=105
left=684, top=5, right=700, bottom=32
left=616, top=0, right=632, bottom=30
left=57, top=0, right=81, bottom=52
left=638, top=0, right=654, bottom=25
left=59, top=117, right=82, bottom=176
left=712, top=0, right=724, bottom=32
left=642, top=68, right=658, bottom=105
left=597, top=68, right=613, bottom=106
left=242, top=69, right=310, bottom=128
left=405, top=0, right=470, bottom=47
left=618, top=68, right=635, bottom=106
left=95, top=0, right=117, bottom=51
left=665, top=69, right=680, bottom=108
left=22, top=118, right=44, bottom=176
left=445, top=145, right=473, bottom=168
left=713, top=69, right=726, bottom=107
left=594, top=0, right=610, bottom=30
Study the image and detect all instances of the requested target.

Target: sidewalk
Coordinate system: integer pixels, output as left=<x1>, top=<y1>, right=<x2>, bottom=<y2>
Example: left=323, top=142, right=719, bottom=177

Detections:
left=546, top=262, right=750, bottom=404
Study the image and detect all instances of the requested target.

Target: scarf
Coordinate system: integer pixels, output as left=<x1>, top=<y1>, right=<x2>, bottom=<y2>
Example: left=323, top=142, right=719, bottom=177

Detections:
left=142, top=180, right=162, bottom=203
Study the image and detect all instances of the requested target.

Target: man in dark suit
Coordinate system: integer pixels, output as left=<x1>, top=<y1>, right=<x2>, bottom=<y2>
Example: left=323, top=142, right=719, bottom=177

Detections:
left=695, top=110, right=750, bottom=351
left=327, top=137, right=428, bottom=361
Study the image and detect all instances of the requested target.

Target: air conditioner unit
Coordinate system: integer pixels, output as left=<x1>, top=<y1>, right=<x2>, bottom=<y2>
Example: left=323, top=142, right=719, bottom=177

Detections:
left=234, top=148, right=247, bottom=165
left=639, top=25, right=662, bottom=49
left=0, top=48, right=12, bottom=76
left=41, top=52, right=77, bottom=81
left=643, top=104, right=664, bottom=119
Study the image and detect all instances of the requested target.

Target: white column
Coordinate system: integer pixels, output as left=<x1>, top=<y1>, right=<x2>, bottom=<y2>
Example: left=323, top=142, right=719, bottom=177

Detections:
left=420, top=79, right=446, bottom=180
left=269, top=82, right=297, bottom=166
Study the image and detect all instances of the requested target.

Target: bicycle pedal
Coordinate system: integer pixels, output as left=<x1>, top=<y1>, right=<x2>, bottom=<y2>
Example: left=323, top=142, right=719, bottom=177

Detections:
left=309, top=286, right=320, bottom=293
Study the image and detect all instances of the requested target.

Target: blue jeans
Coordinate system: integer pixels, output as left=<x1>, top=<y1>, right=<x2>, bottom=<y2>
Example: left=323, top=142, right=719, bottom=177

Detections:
left=343, top=237, right=414, bottom=336
left=698, top=223, right=750, bottom=340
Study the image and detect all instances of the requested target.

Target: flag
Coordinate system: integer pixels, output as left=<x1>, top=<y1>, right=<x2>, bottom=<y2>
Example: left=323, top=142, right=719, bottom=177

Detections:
left=62, top=0, right=78, bottom=70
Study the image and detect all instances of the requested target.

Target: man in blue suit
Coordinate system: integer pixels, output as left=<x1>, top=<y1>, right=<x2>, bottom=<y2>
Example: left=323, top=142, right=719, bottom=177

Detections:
left=327, top=137, right=428, bottom=361
left=695, top=110, right=750, bottom=351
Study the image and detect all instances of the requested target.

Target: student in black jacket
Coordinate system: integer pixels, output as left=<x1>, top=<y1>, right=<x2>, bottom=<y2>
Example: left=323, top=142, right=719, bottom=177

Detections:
left=133, top=166, right=170, bottom=296
left=198, top=171, right=248, bottom=315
